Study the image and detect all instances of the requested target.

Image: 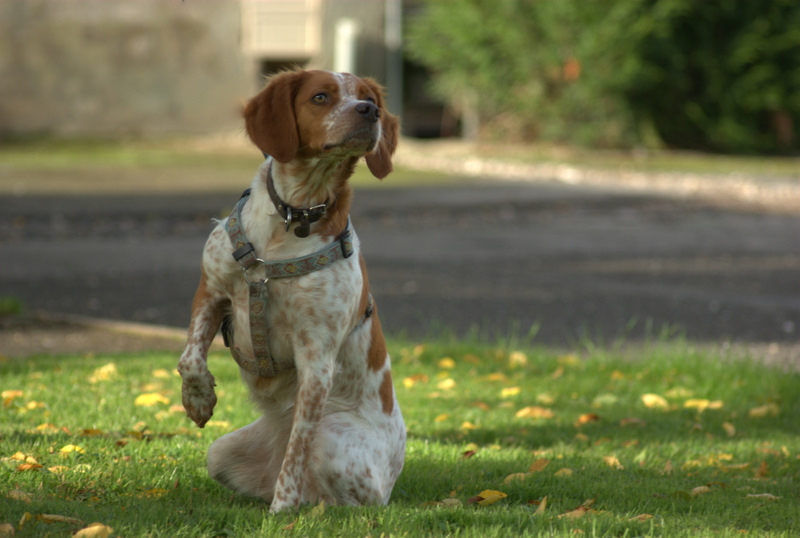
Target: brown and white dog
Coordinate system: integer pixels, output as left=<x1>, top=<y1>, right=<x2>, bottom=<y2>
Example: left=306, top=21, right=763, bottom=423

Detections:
left=177, top=70, right=405, bottom=511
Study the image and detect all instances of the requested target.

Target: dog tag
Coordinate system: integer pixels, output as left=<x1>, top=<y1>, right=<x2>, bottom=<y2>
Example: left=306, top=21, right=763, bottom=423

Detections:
left=294, top=224, right=311, bottom=238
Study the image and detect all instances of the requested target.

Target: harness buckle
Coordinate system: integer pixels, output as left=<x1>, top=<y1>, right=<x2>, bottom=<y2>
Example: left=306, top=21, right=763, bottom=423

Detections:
left=242, top=258, right=270, bottom=284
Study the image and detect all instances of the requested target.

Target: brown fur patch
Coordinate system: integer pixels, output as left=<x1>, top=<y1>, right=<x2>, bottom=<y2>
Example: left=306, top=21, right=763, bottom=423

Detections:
left=379, top=370, right=394, bottom=415
left=367, top=303, right=387, bottom=372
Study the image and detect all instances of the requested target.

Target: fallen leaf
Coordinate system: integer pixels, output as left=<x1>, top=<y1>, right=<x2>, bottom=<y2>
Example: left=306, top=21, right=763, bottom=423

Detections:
left=504, top=472, right=528, bottom=484
left=550, top=366, right=564, bottom=379
left=460, top=421, right=478, bottom=431
left=534, top=496, right=547, bottom=515
left=475, top=490, right=507, bottom=507
left=749, top=403, right=779, bottom=418
left=311, top=500, right=326, bottom=518
left=15, top=463, right=42, bottom=472
left=152, top=368, right=171, bottom=379
left=38, top=514, right=84, bottom=525
left=691, top=486, right=711, bottom=497
left=508, top=351, right=528, bottom=367
left=722, top=422, right=736, bottom=437
left=434, top=414, right=449, bottom=422
left=402, top=374, right=428, bottom=388
left=501, top=386, right=521, bottom=398
left=603, top=456, right=624, bottom=470
left=60, top=444, right=85, bottom=455
left=89, top=363, right=117, bottom=383
left=628, top=513, right=653, bottom=522
left=516, top=406, right=554, bottom=419
left=8, top=490, right=32, bottom=503
left=684, top=399, right=724, bottom=412
left=462, top=450, right=477, bottom=459
left=641, top=393, right=668, bottom=409
left=555, top=468, right=574, bottom=477
left=441, top=498, right=462, bottom=508
left=610, top=370, right=626, bottom=380
left=746, top=493, right=781, bottom=501
left=575, top=413, right=600, bottom=426
left=662, top=460, right=673, bottom=475
left=74, top=523, right=114, bottom=538
left=528, top=458, right=550, bottom=473
left=755, top=461, right=770, bottom=479
left=437, top=378, right=456, bottom=391
left=536, top=392, right=555, bottom=405
left=0, top=523, right=14, bottom=537
left=620, top=417, right=647, bottom=427
left=557, top=354, right=581, bottom=366
left=18, top=513, right=31, bottom=530
left=558, top=499, right=596, bottom=519
left=2, top=389, right=24, bottom=407
left=134, top=393, right=169, bottom=407
left=486, top=372, right=507, bottom=382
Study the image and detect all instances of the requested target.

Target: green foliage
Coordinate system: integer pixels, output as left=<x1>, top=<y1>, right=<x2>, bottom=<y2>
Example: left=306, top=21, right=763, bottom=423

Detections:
left=406, top=0, right=800, bottom=153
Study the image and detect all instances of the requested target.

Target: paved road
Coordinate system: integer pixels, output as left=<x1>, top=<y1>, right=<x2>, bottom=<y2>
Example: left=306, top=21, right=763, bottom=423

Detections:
left=1, top=178, right=798, bottom=350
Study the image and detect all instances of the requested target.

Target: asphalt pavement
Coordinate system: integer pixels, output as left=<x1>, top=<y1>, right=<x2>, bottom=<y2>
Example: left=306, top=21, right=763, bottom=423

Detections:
left=2, top=172, right=798, bottom=358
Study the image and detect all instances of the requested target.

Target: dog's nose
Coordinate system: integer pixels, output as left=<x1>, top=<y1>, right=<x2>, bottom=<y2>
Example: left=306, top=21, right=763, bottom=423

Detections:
left=355, top=102, right=380, bottom=122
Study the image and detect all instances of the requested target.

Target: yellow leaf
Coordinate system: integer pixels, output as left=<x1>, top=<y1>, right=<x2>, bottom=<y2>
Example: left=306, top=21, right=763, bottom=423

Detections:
left=501, top=386, right=521, bottom=398
left=8, top=452, right=38, bottom=464
left=504, top=472, right=528, bottom=484
left=536, top=392, right=555, bottom=405
left=603, top=456, right=624, bottom=470
left=38, top=514, right=84, bottom=525
left=534, top=495, right=547, bottom=515
left=89, top=363, right=117, bottom=383
left=138, top=488, right=169, bottom=499
left=749, top=403, right=779, bottom=418
left=402, top=374, right=428, bottom=388
left=441, top=498, right=462, bottom=508
left=60, top=444, right=85, bottom=455
left=311, top=500, right=326, bottom=518
left=438, top=357, right=456, bottom=369
left=434, top=414, right=449, bottom=422
left=662, top=460, right=673, bottom=475
left=75, top=523, right=114, bottom=538
left=25, top=401, right=45, bottom=410
left=516, top=406, right=554, bottom=419
left=205, top=420, right=231, bottom=429
left=508, top=351, right=528, bottom=367
left=555, top=468, right=574, bottom=477
left=486, top=373, right=507, bottom=382
left=8, top=489, right=32, bottom=503
left=2, top=389, right=24, bottom=407
left=18, top=512, right=32, bottom=529
left=746, top=493, right=781, bottom=501
left=610, top=370, right=626, bottom=380
left=691, top=486, right=711, bottom=497
left=557, top=354, right=581, bottom=366
left=684, top=399, right=724, bottom=412
left=550, top=366, right=564, bottom=379
left=629, top=513, right=653, bottom=522
left=575, top=413, right=600, bottom=426
left=476, top=490, right=507, bottom=506
left=152, top=368, right=171, bottom=379
left=460, top=421, right=478, bottom=431
left=641, top=393, right=668, bottom=409
left=134, top=393, right=170, bottom=407
left=0, top=523, right=14, bottom=537
left=529, top=458, right=550, bottom=473
left=437, top=378, right=456, bottom=391
left=48, top=466, right=70, bottom=474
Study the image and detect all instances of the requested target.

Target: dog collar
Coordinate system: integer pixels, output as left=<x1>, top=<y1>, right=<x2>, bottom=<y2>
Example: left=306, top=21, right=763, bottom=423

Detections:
left=266, top=164, right=329, bottom=238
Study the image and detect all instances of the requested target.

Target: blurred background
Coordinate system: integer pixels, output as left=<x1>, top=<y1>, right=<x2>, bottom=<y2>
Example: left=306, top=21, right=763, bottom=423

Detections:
left=1, top=0, right=798, bottom=359
left=1, top=0, right=798, bottom=151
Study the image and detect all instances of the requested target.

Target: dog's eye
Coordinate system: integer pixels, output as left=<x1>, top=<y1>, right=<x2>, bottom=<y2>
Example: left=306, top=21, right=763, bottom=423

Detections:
left=312, top=93, right=328, bottom=104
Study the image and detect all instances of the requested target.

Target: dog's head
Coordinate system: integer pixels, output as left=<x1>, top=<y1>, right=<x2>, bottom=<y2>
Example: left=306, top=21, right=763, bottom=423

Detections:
left=243, top=70, right=399, bottom=179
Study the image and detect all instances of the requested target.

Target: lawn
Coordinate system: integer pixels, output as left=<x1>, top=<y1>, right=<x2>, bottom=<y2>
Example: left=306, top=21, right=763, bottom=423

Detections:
left=1, top=336, right=798, bottom=537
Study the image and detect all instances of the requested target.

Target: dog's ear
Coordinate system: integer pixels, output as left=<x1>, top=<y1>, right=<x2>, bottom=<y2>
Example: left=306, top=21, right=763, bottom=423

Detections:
left=364, top=80, right=400, bottom=180
left=243, top=71, right=307, bottom=163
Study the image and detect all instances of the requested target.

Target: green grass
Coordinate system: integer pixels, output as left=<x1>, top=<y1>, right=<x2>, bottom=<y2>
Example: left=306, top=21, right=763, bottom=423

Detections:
left=1, top=337, right=799, bottom=537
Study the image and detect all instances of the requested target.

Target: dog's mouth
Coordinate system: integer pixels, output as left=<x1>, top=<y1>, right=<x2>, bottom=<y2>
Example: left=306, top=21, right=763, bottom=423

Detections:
left=323, top=128, right=378, bottom=154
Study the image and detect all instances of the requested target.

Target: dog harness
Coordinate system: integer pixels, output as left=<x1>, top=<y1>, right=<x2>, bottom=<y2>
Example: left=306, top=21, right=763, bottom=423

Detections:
left=223, top=185, right=369, bottom=378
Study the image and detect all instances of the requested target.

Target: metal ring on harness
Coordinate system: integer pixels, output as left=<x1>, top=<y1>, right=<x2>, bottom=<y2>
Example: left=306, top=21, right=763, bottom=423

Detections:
left=242, top=259, right=270, bottom=284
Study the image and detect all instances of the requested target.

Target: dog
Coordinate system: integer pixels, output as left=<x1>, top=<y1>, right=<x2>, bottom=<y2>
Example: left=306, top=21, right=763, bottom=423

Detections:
left=177, top=69, right=405, bottom=512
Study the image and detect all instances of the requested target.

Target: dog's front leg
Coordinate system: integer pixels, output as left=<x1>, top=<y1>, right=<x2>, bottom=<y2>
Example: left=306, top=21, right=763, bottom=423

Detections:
left=178, top=272, right=224, bottom=428
left=269, top=350, right=335, bottom=512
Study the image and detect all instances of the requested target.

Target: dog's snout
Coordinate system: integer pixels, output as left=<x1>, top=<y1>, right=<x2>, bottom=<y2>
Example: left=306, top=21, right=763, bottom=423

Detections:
left=356, top=102, right=380, bottom=122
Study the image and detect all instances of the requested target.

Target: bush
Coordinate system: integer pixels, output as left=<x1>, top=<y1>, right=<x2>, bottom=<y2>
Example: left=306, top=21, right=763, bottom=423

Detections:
left=406, top=0, right=800, bottom=153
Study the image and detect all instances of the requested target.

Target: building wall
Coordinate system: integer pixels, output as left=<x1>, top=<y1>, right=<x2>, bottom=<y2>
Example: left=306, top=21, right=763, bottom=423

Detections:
left=0, top=0, right=250, bottom=137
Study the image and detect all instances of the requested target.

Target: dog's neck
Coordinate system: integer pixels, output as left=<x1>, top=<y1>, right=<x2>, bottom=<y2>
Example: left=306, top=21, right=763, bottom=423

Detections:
left=268, top=155, right=356, bottom=238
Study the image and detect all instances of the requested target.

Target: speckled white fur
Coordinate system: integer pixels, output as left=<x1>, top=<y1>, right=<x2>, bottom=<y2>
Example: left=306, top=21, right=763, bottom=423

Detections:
left=177, top=70, right=404, bottom=512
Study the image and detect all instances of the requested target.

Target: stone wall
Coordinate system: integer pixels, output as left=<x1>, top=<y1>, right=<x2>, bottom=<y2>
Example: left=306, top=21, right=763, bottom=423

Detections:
left=0, top=0, right=251, bottom=137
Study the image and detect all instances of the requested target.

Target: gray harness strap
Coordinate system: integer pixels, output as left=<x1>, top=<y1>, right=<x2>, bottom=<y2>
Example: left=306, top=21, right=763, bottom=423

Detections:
left=224, top=189, right=355, bottom=377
